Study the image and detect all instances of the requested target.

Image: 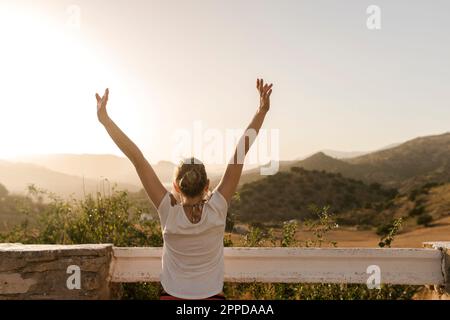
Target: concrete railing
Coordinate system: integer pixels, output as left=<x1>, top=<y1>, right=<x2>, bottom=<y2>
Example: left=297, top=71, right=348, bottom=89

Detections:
left=111, top=247, right=445, bottom=285
left=1, top=242, right=449, bottom=299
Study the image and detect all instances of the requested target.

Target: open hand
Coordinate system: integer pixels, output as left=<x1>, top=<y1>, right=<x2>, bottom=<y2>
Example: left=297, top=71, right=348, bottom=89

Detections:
left=95, top=88, right=109, bottom=123
left=257, top=79, right=273, bottom=113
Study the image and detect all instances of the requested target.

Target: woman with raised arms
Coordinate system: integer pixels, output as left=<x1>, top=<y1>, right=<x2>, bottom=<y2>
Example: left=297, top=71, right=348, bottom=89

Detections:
left=95, top=78, right=273, bottom=300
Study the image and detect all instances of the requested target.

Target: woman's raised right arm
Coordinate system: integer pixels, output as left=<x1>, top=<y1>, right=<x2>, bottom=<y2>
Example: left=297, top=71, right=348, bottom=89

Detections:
left=96, top=89, right=167, bottom=208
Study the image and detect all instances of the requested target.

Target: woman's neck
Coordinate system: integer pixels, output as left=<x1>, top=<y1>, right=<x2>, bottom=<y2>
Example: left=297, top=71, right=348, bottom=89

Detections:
left=180, top=193, right=204, bottom=206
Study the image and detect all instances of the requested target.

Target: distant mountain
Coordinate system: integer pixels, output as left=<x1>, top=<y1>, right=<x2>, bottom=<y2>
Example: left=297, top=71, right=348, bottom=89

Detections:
left=320, top=150, right=369, bottom=159
left=214, top=160, right=295, bottom=188
left=7, top=132, right=449, bottom=198
left=232, top=153, right=363, bottom=189
left=296, top=152, right=356, bottom=174
left=12, top=154, right=150, bottom=186
left=238, top=132, right=450, bottom=192
left=0, top=160, right=140, bottom=198
left=297, top=143, right=402, bottom=161
left=346, top=132, right=450, bottom=190
left=13, top=154, right=226, bottom=187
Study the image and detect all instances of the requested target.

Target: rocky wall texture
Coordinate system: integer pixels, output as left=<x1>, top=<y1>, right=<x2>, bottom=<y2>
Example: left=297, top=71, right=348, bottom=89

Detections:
left=0, top=244, right=118, bottom=300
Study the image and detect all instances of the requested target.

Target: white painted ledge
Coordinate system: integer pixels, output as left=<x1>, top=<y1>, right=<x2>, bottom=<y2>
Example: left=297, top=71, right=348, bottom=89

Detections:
left=422, top=242, right=450, bottom=250
left=110, top=246, right=444, bottom=286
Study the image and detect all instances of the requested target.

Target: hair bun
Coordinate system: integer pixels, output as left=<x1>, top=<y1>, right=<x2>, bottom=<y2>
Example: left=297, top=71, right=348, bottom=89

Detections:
left=174, top=157, right=208, bottom=198
left=180, top=169, right=199, bottom=192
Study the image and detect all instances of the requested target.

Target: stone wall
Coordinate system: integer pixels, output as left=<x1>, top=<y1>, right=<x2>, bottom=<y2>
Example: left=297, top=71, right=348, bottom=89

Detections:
left=0, top=244, right=118, bottom=300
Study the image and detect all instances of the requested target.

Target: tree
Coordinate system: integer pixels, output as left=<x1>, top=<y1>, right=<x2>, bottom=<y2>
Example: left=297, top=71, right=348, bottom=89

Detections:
left=370, top=182, right=381, bottom=191
left=417, top=213, right=433, bottom=227
left=409, top=205, right=425, bottom=217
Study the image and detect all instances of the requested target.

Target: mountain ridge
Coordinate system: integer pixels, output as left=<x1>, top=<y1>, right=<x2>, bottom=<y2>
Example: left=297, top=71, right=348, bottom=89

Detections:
left=239, top=132, right=450, bottom=192
left=0, top=159, right=141, bottom=198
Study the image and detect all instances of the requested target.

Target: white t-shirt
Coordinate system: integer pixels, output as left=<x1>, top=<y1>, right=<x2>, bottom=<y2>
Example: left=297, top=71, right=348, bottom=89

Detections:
left=157, top=190, right=228, bottom=299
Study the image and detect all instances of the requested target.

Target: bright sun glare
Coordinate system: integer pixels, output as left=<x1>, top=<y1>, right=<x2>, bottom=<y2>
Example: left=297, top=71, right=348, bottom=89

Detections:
left=0, top=5, right=144, bottom=159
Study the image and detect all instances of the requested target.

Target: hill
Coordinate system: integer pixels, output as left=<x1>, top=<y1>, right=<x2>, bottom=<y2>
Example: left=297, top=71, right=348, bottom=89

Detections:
left=230, top=153, right=365, bottom=189
left=295, top=152, right=360, bottom=176
left=11, top=154, right=170, bottom=186
left=379, top=182, right=450, bottom=227
left=0, top=160, right=140, bottom=198
left=218, top=160, right=296, bottom=188
left=237, top=132, right=450, bottom=192
left=296, top=143, right=401, bottom=161
left=230, top=166, right=397, bottom=223
left=12, top=154, right=226, bottom=187
left=346, top=132, right=450, bottom=190
left=318, top=149, right=368, bottom=159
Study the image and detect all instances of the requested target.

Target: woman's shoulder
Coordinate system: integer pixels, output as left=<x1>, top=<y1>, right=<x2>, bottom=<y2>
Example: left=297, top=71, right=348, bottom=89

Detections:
left=157, top=192, right=181, bottom=227
left=158, top=192, right=180, bottom=211
left=206, top=190, right=228, bottom=214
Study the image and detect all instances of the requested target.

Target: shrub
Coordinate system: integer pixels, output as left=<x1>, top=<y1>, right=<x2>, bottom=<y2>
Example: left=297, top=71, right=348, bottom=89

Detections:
left=378, top=218, right=403, bottom=248
left=290, top=167, right=304, bottom=173
left=281, top=221, right=297, bottom=247
left=416, top=213, right=433, bottom=227
left=225, top=209, right=236, bottom=232
left=243, top=227, right=266, bottom=247
left=370, top=183, right=381, bottom=191
left=409, top=205, right=425, bottom=217
left=384, top=188, right=399, bottom=199
left=408, top=189, right=419, bottom=201
left=376, top=223, right=393, bottom=236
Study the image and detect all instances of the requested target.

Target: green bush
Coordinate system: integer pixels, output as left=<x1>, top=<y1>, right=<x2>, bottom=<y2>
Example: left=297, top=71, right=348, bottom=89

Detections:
left=376, top=223, right=393, bottom=236
left=1, top=186, right=163, bottom=247
left=409, top=204, right=425, bottom=217
left=378, top=218, right=403, bottom=248
left=416, top=213, right=433, bottom=227
left=408, top=190, right=418, bottom=201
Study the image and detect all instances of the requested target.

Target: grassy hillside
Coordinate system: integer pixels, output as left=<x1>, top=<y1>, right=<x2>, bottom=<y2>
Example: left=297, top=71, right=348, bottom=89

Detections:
left=230, top=166, right=397, bottom=223
left=236, top=132, right=450, bottom=193
left=303, top=133, right=450, bottom=191
left=223, top=160, right=295, bottom=187
left=347, top=132, right=450, bottom=190
left=295, top=152, right=365, bottom=178
left=379, top=182, right=450, bottom=229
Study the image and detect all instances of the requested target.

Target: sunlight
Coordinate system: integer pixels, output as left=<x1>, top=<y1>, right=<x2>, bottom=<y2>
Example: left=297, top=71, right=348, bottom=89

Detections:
left=0, top=5, right=149, bottom=158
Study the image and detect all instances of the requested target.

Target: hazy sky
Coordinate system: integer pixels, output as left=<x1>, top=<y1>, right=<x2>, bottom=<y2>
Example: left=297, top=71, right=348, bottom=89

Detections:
left=0, top=0, right=449, bottom=164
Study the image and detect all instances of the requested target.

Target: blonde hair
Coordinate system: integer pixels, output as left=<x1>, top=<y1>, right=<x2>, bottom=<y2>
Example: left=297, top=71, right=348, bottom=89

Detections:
left=174, top=157, right=208, bottom=198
